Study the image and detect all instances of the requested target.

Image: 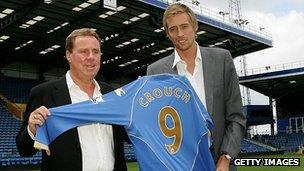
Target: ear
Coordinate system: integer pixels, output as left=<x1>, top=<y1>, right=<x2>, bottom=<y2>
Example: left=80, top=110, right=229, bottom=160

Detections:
left=166, top=32, right=171, bottom=40
left=194, top=25, right=198, bottom=32
left=66, top=50, right=71, bottom=62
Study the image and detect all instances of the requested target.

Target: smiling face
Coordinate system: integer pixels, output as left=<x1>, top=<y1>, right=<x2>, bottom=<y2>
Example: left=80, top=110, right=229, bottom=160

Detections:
left=66, top=35, right=101, bottom=82
left=166, top=12, right=197, bottom=52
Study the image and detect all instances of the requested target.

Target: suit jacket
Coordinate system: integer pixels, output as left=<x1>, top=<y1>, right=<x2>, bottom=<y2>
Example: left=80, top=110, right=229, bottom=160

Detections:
left=16, top=77, right=127, bottom=171
left=147, top=47, right=247, bottom=163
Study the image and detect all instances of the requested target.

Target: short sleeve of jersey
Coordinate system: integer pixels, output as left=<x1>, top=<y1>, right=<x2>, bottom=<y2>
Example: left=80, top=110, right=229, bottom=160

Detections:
left=34, top=77, right=145, bottom=149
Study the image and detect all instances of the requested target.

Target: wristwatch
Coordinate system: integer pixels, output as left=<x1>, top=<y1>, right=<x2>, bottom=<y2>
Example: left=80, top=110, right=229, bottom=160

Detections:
left=221, top=152, right=232, bottom=160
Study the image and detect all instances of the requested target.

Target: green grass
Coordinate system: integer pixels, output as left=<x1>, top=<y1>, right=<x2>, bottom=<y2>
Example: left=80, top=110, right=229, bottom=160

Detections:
left=127, top=162, right=139, bottom=171
left=127, top=153, right=304, bottom=171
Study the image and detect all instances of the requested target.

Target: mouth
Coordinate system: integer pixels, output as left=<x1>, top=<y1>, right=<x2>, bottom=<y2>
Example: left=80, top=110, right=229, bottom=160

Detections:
left=177, top=39, right=186, bottom=44
left=85, top=65, right=96, bottom=70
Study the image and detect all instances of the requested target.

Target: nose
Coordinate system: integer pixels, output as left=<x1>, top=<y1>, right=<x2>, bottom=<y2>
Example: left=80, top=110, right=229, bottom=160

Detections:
left=88, top=51, right=94, bottom=59
left=177, top=27, right=184, bottom=37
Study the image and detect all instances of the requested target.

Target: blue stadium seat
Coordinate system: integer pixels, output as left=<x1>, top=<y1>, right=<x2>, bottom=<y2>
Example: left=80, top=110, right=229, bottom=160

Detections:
left=0, top=97, right=42, bottom=167
left=260, top=133, right=304, bottom=152
left=240, top=139, right=272, bottom=153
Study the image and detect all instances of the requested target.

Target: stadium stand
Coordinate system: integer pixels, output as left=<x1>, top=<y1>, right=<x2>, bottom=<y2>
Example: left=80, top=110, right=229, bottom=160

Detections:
left=240, top=139, right=272, bottom=153
left=0, top=77, right=38, bottom=103
left=0, top=98, right=42, bottom=168
left=261, top=132, right=304, bottom=152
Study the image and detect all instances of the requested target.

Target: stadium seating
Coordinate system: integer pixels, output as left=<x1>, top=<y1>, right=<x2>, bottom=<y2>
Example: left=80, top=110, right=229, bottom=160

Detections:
left=0, top=99, right=42, bottom=167
left=0, top=77, right=38, bottom=103
left=240, top=139, right=272, bottom=153
left=261, top=133, right=304, bottom=152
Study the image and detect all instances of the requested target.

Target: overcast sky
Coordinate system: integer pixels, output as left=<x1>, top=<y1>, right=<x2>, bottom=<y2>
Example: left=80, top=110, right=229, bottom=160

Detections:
left=199, top=0, right=304, bottom=68
left=195, top=0, right=304, bottom=105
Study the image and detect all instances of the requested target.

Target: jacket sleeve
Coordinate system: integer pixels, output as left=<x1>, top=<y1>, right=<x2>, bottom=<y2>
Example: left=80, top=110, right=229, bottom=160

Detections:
left=220, top=51, right=247, bottom=158
left=16, top=87, right=41, bottom=156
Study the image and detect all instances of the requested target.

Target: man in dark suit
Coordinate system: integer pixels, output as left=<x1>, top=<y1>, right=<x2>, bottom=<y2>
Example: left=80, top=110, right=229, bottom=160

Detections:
left=147, top=3, right=246, bottom=171
left=16, top=28, right=127, bottom=171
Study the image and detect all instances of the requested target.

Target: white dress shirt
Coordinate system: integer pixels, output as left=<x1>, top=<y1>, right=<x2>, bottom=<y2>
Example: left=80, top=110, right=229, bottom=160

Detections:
left=172, top=43, right=207, bottom=107
left=28, top=71, right=115, bottom=171
left=65, top=71, right=114, bottom=171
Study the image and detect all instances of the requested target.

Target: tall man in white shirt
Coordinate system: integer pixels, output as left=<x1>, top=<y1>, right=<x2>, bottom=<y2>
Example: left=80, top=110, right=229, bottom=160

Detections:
left=16, top=28, right=127, bottom=171
left=147, top=3, right=246, bottom=171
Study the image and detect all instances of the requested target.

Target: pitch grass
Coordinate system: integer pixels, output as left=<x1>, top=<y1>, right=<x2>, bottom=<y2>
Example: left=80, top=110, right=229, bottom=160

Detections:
left=126, top=153, right=304, bottom=171
left=126, top=162, right=139, bottom=171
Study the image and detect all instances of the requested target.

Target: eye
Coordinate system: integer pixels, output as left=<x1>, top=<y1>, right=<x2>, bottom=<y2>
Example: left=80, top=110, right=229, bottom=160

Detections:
left=181, top=24, right=189, bottom=29
left=168, top=27, right=177, bottom=33
left=92, top=49, right=100, bottom=54
left=79, top=49, right=88, bottom=54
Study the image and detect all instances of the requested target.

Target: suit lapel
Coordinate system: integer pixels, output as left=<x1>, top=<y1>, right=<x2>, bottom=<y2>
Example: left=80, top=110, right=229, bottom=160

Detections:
left=52, top=77, right=72, bottom=106
left=200, top=47, right=214, bottom=116
left=166, top=53, right=178, bottom=74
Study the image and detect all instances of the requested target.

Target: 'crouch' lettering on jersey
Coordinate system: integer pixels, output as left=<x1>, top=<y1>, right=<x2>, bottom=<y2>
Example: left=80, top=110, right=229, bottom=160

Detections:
left=139, top=87, right=191, bottom=107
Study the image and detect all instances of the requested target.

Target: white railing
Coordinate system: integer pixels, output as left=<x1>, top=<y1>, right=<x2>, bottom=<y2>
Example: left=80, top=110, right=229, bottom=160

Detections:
left=157, top=0, right=272, bottom=40
left=237, top=60, right=304, bottom=76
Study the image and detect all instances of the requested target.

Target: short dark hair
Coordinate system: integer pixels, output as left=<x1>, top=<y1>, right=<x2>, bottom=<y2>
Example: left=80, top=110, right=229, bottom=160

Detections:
left=65, top=28, right=101, bottom=52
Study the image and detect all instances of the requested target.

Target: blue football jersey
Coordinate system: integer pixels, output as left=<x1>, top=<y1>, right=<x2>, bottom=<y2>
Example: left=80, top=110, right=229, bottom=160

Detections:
left=35, top=74, right=215, bottom=171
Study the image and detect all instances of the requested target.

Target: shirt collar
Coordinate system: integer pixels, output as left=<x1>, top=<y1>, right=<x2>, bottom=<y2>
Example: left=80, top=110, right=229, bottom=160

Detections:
left=65, top=71, right=100, bottom=91
left=172, top=42, right=201, bottom=68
